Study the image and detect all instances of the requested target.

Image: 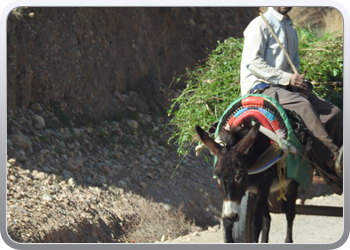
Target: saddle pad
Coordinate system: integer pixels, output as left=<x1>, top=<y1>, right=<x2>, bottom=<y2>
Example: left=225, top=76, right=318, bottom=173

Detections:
left=214, top=94, right=310, bottom=187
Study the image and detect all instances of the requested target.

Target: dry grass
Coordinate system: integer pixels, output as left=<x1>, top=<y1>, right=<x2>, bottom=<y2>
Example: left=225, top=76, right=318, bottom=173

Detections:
left=123, top=199, right=192, bottom=243
left=260, top=7, right=343, bottom=35
left=322, top=8, right=343, bottom=34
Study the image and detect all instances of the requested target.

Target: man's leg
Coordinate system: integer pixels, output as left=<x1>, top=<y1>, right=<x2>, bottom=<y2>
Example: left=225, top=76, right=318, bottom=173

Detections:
left=261, top=86, right=339, bottom=163
left=261, top=86, right=342, bottom=194
left=308, top=93, right=343, bottom=177
left=308, top=93, right=343, bottom=148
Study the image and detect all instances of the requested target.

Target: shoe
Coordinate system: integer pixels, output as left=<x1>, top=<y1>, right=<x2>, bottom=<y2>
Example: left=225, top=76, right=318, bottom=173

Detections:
left=334, top=145, right=343, bottom=179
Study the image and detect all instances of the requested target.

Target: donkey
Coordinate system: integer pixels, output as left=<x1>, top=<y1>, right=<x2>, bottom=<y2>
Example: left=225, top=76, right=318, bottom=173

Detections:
left=195, top=120, right=299, bottom=243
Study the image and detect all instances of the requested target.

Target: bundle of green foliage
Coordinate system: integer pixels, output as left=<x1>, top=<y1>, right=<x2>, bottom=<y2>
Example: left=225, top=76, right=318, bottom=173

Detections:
left=298, top=26, right=343, bottom=108
left=168, top=27, right=343, bottom=156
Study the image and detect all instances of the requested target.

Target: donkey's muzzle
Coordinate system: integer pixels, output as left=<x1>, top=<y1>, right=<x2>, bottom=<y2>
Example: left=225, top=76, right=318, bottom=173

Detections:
left=223, top=201, right=241, bottom=222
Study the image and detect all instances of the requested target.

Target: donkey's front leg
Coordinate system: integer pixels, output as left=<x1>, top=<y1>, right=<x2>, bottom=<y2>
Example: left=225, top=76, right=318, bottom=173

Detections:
left=251, top=187, right=270, bottom=243
left=222, top=217, right=234, bottom=243
left=283, top=180, right=299, bottom=243
left=260, top=201, right=271, bottom=243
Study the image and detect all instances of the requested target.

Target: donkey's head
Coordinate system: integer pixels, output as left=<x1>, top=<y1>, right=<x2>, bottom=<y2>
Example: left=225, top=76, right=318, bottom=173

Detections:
left=195, top=122, right=261, bottom=222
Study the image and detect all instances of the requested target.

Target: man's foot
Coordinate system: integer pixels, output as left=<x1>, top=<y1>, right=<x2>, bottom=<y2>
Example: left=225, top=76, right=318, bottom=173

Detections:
left=325, top=146, right=343, bottom=179
left=329, top=182, right=343, bottom=195
left=334, top=145, right=343, bottom=178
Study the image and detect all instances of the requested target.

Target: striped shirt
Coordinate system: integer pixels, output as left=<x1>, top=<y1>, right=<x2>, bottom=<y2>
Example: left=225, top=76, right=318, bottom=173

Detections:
left=240, top=7, right=300, bottom=96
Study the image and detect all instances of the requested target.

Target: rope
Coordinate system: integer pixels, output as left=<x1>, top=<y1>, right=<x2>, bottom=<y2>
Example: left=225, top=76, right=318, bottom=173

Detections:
left=300, top=153, right=343, bottom=186
left=195, top=136, right=225, bottom=156
left=195, top=144, right=205, bottom=157
left=277, top=155, right=287, bottom=201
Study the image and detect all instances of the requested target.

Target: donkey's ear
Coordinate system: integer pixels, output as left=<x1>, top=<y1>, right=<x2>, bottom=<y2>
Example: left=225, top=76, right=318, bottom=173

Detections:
left=234, top=122, right=261, bottom=155
left=195, top=125, right=221, bottom=156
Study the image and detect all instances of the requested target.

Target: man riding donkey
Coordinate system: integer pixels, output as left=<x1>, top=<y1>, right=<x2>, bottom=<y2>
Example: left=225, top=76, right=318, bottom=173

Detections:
left=240, top=7, right=343, bottom=194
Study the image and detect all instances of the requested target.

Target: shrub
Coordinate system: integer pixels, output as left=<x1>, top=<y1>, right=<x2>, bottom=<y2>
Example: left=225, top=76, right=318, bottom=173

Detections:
left=124, top=200, right=192, bottom=243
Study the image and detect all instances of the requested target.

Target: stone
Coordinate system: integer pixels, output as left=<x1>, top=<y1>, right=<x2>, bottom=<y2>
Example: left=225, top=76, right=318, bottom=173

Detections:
left=68, top=178, right=77, bottom=187
left=18, top=150, right=25, bottom=156
left=139, top=113, right=152, bottom=123
left=8, top=158, right=16, bottom=165
left=94, top=187, right=102, bottom=197
left=104, top=160, right=112, bottom=166
left=10, top=205, right=28, bottom=213
left=85, top=142, right=93, bottom=151
left=43, top=193, right=53, bottom=202
left=98, top=175, right=107, bottom=184
left=34, top=124, right=43, bottom=130
left=139, top=181, right=147, bottom=189
left=86, top=127, right=93, bottom=134
left=30, top=103, right=42, bottom=111
left=188, top=18, right=196, bottom=26
left=26, top=147, right=33, bottom=154
left=141, top=157, right=151, bottom=164
left=114, top=151, right=123, bottom=159
left=126, top=119, right=138, bottom=129
left=11, top=134, right=30, bottom=149
left=102, top=165, right=110, bottom=174
left=146, top=149, right=153, bottom=157
left=33, top=172, right=47, bottom=180
left=145, top=172, right=153, bottom=179
left=33, top=115, right=45, bottom=127
left=57, top=139, right=66, bottom=148
left=72, top=128, right=81, bottom=136
left=61, top=154, right=68, bottom=161
left=163, top=203, right=171, bottom=211
left=151, top=157, right=159, bottom=164
left=118, top=180, right=127, bottom=186
left=75, top=159, right=84, bottom=168
left=40, top=149, right=49, bottom=155
left=62, top=169, right=73, bottom=178
left=17, top=156, right=29, bottom=162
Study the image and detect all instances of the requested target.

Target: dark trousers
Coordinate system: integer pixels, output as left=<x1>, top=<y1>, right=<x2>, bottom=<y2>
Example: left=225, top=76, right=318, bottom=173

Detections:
left=261, top=86, right=343, bottom=164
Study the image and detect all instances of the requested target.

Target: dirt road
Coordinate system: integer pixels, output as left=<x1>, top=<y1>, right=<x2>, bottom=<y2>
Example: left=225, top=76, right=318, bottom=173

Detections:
left=169, top=193, right=344, bottom=244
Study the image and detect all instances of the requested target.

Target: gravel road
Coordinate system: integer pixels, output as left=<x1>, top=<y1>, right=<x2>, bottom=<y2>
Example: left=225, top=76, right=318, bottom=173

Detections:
left=169, top=193, right=344, bottom=244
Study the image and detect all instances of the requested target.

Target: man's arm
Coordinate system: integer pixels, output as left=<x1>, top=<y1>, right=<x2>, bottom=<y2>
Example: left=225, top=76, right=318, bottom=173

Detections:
left=243, top=18, right=293, bottom=86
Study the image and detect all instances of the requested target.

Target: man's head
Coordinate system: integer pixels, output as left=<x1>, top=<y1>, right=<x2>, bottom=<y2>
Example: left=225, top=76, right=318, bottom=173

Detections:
left=273, top=7, right=292, bottom=15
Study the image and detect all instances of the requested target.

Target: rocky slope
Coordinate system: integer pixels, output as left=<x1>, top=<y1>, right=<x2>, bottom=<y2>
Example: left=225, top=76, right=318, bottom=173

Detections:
left=6, top=90, right=224, bottom=243
left=6, top=91, right=341, bottom=244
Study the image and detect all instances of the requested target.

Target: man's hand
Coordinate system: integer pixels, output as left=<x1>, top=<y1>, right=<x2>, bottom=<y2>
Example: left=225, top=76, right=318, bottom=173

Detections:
left=290, top=73, right=312, bottom=98
left=290, top=74, right=308, bottom=90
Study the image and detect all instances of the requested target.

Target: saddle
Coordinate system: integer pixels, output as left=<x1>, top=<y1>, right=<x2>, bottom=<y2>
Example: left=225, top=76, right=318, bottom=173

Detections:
left=208, top=94, right=313, bottom=187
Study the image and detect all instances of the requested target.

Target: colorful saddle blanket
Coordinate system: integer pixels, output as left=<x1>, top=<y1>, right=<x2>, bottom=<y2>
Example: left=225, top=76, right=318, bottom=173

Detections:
left=214, top=94, right=310, bottom=187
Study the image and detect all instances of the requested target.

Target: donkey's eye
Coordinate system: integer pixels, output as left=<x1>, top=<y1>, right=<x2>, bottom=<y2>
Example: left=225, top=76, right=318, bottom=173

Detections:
left=235, top=174, right=243, bottom=182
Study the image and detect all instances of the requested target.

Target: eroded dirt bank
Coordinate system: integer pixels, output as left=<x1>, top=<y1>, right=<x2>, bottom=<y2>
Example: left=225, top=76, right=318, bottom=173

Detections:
left=7, top=7, right=258, bottom=120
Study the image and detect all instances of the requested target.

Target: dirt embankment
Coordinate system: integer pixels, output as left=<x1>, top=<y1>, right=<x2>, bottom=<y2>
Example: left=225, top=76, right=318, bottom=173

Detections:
left=7, top=7, right=258, bottom=120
